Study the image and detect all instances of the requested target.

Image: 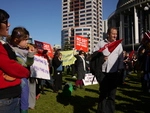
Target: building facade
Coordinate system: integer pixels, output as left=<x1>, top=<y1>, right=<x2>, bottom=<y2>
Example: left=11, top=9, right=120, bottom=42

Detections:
left=61, top=0, right=103, bottom=53
left=102, top=19, right=108, bottom=39
left=108, top=0, right=150, bottom=51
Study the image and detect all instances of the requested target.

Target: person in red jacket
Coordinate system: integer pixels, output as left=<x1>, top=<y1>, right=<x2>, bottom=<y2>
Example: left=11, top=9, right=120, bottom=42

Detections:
left=0, top=9, right=30, bottom=113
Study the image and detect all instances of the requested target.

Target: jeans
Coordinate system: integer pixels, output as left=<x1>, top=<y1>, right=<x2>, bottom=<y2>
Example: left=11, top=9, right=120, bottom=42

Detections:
left=0, top=97, right=20, bottom=113
left=21, top=78, right=29, bottom=110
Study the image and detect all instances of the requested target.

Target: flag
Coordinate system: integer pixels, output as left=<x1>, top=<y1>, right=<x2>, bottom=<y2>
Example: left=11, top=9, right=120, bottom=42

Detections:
left=98, top=39, right=123, bottom=54
left=129, top=50, right=135, bottom=60
left=34, top=40, right=54, bottom=58
left=141, top=31, right=150, bottom=45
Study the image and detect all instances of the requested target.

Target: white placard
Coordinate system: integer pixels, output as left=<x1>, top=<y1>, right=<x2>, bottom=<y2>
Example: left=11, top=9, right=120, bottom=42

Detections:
left=82, top=73, right=98, bottom=86
left=30, top=55, right=50, bottom=80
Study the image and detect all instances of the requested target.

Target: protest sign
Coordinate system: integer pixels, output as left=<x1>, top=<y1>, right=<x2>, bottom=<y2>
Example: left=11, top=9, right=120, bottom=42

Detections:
left=30, top=55, right=50, bottom=80
left=82, top=73, right=98, bottom=86
left=34, top=40, right=54, bottom=58
left=60, top=50, right=76, bottom=66
left=74, top=35, right=88, bottom=52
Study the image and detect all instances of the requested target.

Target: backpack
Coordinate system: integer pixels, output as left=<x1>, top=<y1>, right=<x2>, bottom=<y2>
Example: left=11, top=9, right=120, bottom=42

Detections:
left=62, top=83, right=73, bottom=97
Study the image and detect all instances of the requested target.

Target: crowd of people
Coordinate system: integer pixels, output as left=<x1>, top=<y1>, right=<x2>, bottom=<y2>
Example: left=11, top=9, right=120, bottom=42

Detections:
left=0, top=8, right=150, bottom=113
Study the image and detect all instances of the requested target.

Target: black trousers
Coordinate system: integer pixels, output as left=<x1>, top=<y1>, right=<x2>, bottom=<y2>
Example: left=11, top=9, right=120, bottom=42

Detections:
left=53, top=71, right=62, bottom=92
left=97, top=72, right=118, bottom=113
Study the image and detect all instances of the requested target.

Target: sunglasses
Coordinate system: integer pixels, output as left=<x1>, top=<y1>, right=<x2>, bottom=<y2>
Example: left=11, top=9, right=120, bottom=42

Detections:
left=1, top=20, right=8, bottom=25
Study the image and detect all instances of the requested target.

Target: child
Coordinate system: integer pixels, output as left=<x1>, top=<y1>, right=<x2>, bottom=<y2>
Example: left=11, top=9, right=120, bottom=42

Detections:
left=8, top=27, right=35, bottom=113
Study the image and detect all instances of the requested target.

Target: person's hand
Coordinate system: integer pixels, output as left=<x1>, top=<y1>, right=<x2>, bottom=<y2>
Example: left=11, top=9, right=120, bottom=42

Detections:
left=3, top=73, right=16, bottom=81
left=104, top=56, right=108, bottom=61
left=28, top=44, right=35, bottom=52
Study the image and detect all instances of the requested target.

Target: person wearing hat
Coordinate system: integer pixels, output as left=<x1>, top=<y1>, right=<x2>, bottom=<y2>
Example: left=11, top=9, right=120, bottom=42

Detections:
left=93, top=27, right=124, bottom=113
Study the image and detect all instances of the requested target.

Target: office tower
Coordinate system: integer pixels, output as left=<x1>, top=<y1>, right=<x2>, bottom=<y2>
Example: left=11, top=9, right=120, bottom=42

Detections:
left=62, top=0, right=102, bottom=53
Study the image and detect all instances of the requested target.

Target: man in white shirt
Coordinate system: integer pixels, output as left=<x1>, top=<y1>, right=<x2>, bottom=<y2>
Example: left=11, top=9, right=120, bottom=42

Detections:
left=93, top=27, right=124, bottom=113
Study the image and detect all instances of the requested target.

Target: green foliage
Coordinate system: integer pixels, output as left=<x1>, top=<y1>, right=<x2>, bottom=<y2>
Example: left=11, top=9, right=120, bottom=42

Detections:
left=63, top=40, right=72, bottom=51
left=29, top=74, right=150, bottom=113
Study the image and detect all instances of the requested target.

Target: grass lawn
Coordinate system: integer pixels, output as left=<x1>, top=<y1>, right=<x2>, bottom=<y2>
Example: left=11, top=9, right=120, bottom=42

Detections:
left=29, top=73, right=150, bottom=113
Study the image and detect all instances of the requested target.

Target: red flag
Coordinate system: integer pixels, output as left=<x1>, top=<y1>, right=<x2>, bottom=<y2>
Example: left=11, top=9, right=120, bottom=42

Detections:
left=34, top=40, right=54, bottom=58
left=129, top=50, right=135, bottom=60
left=141, top=31, right=150, bottom=45
left=98, top=39, right=123, bottom=53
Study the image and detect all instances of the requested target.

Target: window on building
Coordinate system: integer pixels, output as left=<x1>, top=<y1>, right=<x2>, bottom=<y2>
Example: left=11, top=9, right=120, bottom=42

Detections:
left=80, top=22, right=85, bottom=25
left=63, top=14, right=67, bottom=17
left=86, top=13, right=92, bottom=16
left=69, top=13, right=73, bottom=16
left=69, top=21, right=73, bottom=23
left=63, top=25, right=67, bottom=28
left=86, top=9, right=92, bottom=12
left=63, top=11, right=67, bottom=13
left=63, top=22, right=67, bottom=24
left=83, top=28, right=90, bottom=31
left=86, top=1, right=91, bottom=4
left=87, top=17, right=92, bottom=20
left=80, top=14, right=85, bottom=17
left=87, top=21, right=92, bottom=24
left=63, top=7, right=67, bottom=10
left=86, top=5, right=91, bottom=8
left=70, top=42, right=74, bottom=44
left=80, top=18, right=85, bottom=21
left=69, top=24, right=73, bottom=27
left=69, top=17, right=73, bottom=19
left=76, top=33, right=82, bottom=35
left=63, top=18, right=67, bottom=20
left=76, top=29, right=82, bottom=31
left=80, top=10, right=85, bottom=13
left=63, top=3, right=67, bottom=6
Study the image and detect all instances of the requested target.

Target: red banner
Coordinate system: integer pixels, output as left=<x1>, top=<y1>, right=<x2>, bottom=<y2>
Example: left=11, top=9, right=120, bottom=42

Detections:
left=74, top=35, right=88, bottom=52
left=34, top=40, right=54, bottom=58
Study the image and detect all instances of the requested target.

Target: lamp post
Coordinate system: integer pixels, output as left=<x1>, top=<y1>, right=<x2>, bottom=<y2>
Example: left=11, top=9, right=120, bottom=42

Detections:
left=144, top=3, right=150, bottom=32
left=87, top=32, right=90, bottom=53
left=131, top=22, right=134, bottom=51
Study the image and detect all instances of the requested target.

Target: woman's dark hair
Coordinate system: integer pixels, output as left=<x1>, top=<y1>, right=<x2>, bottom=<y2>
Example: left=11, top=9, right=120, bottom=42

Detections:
left=10, top=27, right=29, bottom=46
left=79, top=50, right=84, bottom=55
left=0, top=9, right=10, bottom=28
left=54, top=50, right=62, bottom=58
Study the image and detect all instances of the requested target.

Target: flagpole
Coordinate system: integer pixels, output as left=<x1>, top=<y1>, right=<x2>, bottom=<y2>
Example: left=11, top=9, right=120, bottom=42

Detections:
left=132, top=22, right=134, bottom=51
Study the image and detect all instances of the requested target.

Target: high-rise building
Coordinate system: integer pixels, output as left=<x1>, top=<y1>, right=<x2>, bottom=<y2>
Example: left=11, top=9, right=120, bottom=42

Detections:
left=102, top=19, right=108, bottom=39
left=61, top=0, right=102, bottom=53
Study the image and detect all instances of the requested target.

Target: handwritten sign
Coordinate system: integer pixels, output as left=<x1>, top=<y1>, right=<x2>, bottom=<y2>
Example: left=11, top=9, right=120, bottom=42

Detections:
left=75, top=35, right=88, bottom=52
left=30, top=55, right=50, bottom=80
left=82, top=73, right=98, bottom=86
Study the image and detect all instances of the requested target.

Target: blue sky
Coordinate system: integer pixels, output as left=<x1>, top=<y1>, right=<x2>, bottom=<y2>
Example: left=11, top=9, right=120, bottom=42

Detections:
left=0, top=0, right=118, bottom=46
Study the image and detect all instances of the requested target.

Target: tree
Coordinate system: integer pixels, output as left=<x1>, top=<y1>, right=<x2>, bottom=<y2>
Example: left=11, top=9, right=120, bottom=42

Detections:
left=63, top=38, right=72, bottom=50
